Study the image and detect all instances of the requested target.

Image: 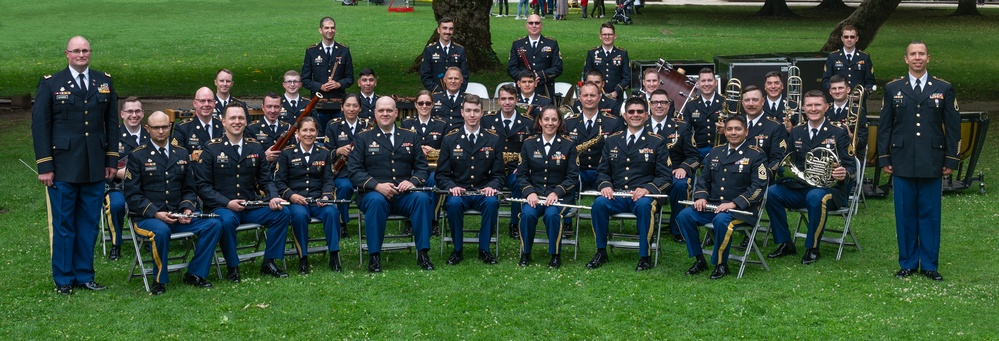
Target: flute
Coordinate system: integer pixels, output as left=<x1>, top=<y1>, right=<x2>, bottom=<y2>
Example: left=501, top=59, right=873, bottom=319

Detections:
left=241, top=200, right=292, bottom=208
left=437, top=189, right=506, bottom=197
left=304, top=198, right=353, bottom=205
left=504, top=198, right=590, bottom=210
left=169, top=212, right=219, bottom=219
left=579, top=190, right=670, bottom=199
left=677, top=200, right=753, bottom=216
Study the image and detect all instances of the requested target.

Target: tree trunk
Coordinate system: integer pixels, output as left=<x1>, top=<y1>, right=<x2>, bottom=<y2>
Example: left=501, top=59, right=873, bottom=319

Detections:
left=953, top=0, right=982, bottom=16
left=820, top=0, right=902, bottom=52
left=407, top=0, right=501, bottom=73
left=756, top=0, right=799, bottom=17
left=814, top=0, right=852, bottom=12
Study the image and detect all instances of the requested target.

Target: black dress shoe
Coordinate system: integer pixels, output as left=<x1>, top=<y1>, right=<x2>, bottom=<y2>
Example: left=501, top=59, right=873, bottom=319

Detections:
left=704, top=236, right=714, bottom=246
left=709, top=264, right=729, bottom=280
left=508, top=223, right=520, bottom=238
left=368, top=253, right=382, bottom=273
left=921, top=270, right=944, bottom=281
left=56, top=285, right=73, bottom=295
left=108, top=245, right=122, bottom=261
left=672, top=234, right=685, bottom=244
left=226, top=267, right=242, bottom=283
left=800, top=248, right=820, bottom=265
left=738, top=236, right=750, bottom=249
left=548, top=254, right=561, bottom=268
left=585, top=251, right=608, bottom=269
left=431, top=220, right=440, bottom=236
left=478, top=250, right=498, bottom=265
left=446, top=250, right=465, bottom=265
left=635, top=256, right=653, bottom=271
left=895, top=268, right=916, bottom=278
left=685, top=259, right=708, bottom=275
left=76, top=281, right=107, bottom=291
left=261, top=259, right=289, bottom=278
left=329, top=251, right=343, bottom=272
left=340, top=224, right=350, bottom=238
left=417, top=250, right=435, bottom=270
left=562, top=222, right=573, bottom=238
left=402, top=221, right=413, bottom=236
left=183, top=273, right=213, bottom=288
left=518, top=253, right=531, bottom=267
left=150, top=283, right=166, bottom=295
left=298, top=256, right=310, bottom=275
left=767, top=242, right=798, bottom=259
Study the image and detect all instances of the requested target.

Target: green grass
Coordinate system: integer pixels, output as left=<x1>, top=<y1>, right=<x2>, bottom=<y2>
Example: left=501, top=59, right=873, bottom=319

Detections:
left=0, top=2, right=997, bottom=99
left=2, top=1, right=999, bottom=338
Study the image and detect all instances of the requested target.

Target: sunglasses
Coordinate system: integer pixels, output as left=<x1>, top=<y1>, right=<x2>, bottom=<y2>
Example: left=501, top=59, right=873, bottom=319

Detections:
left=416, top=101, right=433, bottom=106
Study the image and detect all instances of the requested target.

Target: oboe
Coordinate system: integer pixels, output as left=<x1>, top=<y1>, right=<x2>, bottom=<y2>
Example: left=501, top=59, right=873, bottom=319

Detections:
left=504, top=198, right=590, bottom=210
left=677, top=200, right=753, bottom=216
left=580, top=190, right=670, bottom=199
left=169, top=212, right=219, bottom=219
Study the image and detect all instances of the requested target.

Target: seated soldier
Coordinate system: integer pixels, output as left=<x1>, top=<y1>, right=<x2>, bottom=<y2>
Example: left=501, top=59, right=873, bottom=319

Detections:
left=646, top=90, right=699, bottom=244
left=676, top=115, right=768, bottom=279
left=565, top=82, right=622, bottom=192
left=244, top=93, right=290, bottom=163
left=124, top=111, right=221, bottom=295
left=194, top=103, right=292, bottom=282
left=401, top=90, right=448, bottom=235
left=435, top=95, right=505, bottom=265
left=273, top=117, right=343, bottom=273
left=587, top=97, right=672, bottom=271
left=348, top=97, right=435, bottom=272
left=106, top=97, right=149, bottom=260
left=325, top=94, right=370, bottom=238
left=482, top=83, right=535, bottom=238
left=766, top=90, right=856, bottom=264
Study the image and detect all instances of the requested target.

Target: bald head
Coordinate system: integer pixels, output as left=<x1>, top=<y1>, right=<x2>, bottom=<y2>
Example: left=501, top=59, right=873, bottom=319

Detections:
left=193, top=87, right=215, bottom=119
left=65, top=36, right=91, bottom=72
left=146, top=111, right=172, bottom=146
left=373, top=96, right=398, bottom=130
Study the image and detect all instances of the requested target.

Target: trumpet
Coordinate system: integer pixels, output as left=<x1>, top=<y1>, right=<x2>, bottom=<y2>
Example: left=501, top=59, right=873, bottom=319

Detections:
left=717, top=78, right=742, bottom=146
left=504, top=197, right=591, bottom=210
left=240, top=200, right=292, bottom=208
left=580, top=190, right=670, bottom=199
left=775, top=146, right=841, bottom=188
left=677, top=200, right=753, bottom=216
left=169, top=212, right=220, bottom=219
left=784, top=66, right=803, bottom=128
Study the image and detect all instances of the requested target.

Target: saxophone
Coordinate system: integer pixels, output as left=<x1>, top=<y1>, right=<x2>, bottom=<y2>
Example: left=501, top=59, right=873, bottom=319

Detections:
left=575, top=125, right=603, bottom=154
left=717, top=78, right=742, bottom=146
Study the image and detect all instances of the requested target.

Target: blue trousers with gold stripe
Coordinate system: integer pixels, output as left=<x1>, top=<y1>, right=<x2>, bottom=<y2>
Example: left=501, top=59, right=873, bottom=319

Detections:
left=591, top=196, right=656, bottom=257
left=134, top=217, right=221, bottom=284
left=667, top=177, right=691, bottom=236
left=893, top=176, right=942, bottom=271
left=333, top=176, right=354, bottom=224
left=765, top=184, right=834, bottom=249
left=445, top=195, right=499, bottom=252
left=214, top=207, right=291, bottom=266
left=519, top=203, right=569, bottom=255
left=359, top=191, right=432, bottom=253
left=105, top=190, right=127, bottom=246
left=288, top=204, right=342, bottom=256
left=676, top=208, right=739, bottom=265
left=48, top=181, right=103, bottom=286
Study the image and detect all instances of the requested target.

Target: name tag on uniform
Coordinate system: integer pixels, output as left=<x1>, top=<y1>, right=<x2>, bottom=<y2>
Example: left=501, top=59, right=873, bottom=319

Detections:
left=55, top=91, right=71, bottom=100
left=217, top=152, right=229, bottom=164
left=692, top=110, right=701, bottom=119
left=291, top=158, right=303, bottom=167
left=368, top=141, right=380, bottom=154
left=431, top=53, right=440, bottom=60
left=144, top=162, right=157, bottom=172
left=533, top=150, right=544, bottom=159
left=314, top=55, right=323, bottom=65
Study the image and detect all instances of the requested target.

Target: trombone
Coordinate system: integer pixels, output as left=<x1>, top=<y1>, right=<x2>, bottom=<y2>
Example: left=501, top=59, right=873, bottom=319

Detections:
left=784, top=66, right=803, bottom=129
left=717, top=78, right=742, bottom=146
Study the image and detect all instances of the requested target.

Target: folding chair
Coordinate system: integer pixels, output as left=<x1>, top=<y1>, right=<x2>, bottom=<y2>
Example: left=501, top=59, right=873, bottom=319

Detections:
left=494, top=82, right=515, bottom=100
left=553, top=82, right=574, bottom=107
left=215, top=223, right=267, bottom=275
left=357, top=213, right=417, bottom=265
left=791, top=157, right=865, bottom=260
left=100, top=192, right=132, bottom=256
left=466, top=82, right=491, bottom=103
left=578, top=192, right=667, bottom=265
left=127, top=217, right=206, bottom=292
left=439, top=208, right=500, bottom=258
left=526, top=190, right=582, bottom=260
left=700, top=189, right=770, bottom=279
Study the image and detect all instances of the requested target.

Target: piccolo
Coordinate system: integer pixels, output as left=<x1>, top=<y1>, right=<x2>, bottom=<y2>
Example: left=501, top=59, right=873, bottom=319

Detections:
left=580, top=190, right=670, bottom=199
left=241, top=200, right=292, bottom=208
left=169, top=212, right=219, bottom=219
left=504, top=198, right=590, bottom=210
left=677, top=200, right=753, bottom=216
left=304, top=198, right=353, bottom=205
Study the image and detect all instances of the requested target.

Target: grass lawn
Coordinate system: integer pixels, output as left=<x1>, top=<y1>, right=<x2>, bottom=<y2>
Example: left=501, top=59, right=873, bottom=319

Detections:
left=1, top=1, right=998, bottom=339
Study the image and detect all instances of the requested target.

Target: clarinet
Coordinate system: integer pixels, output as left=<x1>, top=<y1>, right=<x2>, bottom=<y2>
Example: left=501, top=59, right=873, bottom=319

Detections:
left=677, top=200, right=753, bottom=216
left=241, top=200, right=292, bottom=208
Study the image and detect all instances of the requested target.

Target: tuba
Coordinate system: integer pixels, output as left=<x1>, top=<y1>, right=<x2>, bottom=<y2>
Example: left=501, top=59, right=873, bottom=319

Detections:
left=776, top=147, right=841, bottom=188
left=784, top=66, right=803, bottom=128
left=717, top=78, right=742, bottom=146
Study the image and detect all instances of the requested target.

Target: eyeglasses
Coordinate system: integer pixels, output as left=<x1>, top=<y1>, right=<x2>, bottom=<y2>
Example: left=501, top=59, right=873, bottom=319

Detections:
left=527, top=21, right=542, bottom=25
left=66, top=49, right=92, bottom=55
left=626, top=109, right=646, bottom=114
left=416, top=101, right=433, bottom=106
left=283, top=80, right=301, bottom=84
left=195, top=99, right=216, bottom=104
left=600, top=33, right=615, bottom=37
left=147, top=125, right=171, bottom=131
left=650, top=101, right=669, bottom=106
left=122, top=109, right=144, bottom=115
